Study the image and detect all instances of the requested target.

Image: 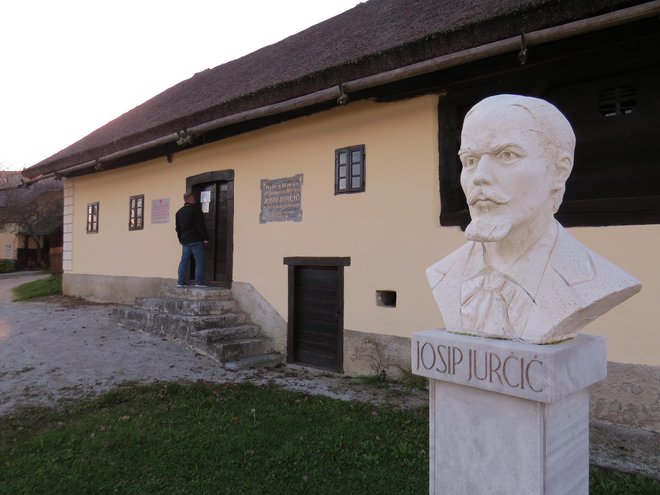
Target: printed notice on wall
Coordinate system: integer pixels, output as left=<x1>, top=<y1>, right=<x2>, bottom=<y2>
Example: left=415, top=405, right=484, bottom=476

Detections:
left=260, top=174, right=303, bottom=223
left=151, top=198, right=170, bottom=224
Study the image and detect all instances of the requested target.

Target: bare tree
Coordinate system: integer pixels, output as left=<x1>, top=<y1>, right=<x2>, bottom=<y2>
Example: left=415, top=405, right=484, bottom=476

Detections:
left=0, top=170, right=63, bottom=267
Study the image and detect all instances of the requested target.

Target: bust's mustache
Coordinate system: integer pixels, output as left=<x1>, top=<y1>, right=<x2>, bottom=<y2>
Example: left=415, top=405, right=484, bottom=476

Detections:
left=467, top=189, right=511, bottom=206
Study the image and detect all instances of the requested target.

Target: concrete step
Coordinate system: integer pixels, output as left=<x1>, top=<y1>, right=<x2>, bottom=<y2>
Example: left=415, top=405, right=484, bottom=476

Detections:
left=112, top=306, right=152, bottom=329
left=191, top=325, right=261, bottom=343
left=154, top=312, right=249, bottom=331
left=161, top=286, right=232, bottom=300
left=223, top=353, right=283, bottom=371
left=135, top=296, right=238, bottom=316
left=205, top=338, right=267, bottom=362
left=113, top=289, right=281, bottom=367
left=113, top=306, right=248, bottom=334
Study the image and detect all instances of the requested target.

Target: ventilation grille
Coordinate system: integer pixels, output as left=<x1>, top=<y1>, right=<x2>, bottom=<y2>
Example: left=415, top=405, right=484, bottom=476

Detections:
left=599, top=86, right=636, bottom=117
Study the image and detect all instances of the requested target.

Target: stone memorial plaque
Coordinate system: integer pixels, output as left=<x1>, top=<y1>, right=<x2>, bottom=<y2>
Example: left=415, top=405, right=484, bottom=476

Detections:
left=260, top=174, right=303, bottom=223
left=151, top=198, right=170, bottom=224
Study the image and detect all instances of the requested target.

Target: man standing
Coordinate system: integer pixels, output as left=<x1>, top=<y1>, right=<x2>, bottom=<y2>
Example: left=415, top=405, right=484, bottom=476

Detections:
left=427, top=94, right=640, bottom=343
left=175, top=191, right=209, bottom=287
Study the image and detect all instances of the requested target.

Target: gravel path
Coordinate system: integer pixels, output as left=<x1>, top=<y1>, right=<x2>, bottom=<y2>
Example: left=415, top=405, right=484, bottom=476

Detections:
left=0, top=272, right=425, bottom=416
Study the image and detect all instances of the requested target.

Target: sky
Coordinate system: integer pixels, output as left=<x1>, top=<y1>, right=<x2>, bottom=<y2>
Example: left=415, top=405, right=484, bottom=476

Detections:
left=0, top=0, right=361, bottom=171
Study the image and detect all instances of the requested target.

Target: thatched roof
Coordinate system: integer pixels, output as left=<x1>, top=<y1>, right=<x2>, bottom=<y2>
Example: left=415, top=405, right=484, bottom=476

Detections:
left=24, top=0, right=652, bottom=179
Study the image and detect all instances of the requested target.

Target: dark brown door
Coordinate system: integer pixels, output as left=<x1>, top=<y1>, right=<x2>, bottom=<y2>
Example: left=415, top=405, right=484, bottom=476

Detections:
left=292, top=266, right=342, bottom=371
left=192, top=180, right=233, bottom=287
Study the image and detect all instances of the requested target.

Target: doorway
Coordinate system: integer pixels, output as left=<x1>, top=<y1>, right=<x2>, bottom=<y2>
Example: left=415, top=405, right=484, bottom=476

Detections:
left=187, top=171, right=234, bottom=287
left=284, top=257, right=351, bottom=372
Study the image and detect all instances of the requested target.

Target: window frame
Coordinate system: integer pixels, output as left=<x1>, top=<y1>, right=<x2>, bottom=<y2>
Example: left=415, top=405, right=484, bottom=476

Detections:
left=335, top=145, right=366, bottom=194
left=128, top=194, right=145, bottom=231
left=86, top=202, right=99, bottom=234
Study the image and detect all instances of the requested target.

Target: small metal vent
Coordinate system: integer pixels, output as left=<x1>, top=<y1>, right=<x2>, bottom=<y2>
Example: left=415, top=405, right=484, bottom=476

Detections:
left=599, top=86, right=636, bottom=117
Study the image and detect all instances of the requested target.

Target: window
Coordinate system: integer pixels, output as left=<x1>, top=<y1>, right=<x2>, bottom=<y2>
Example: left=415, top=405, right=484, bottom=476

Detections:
left=335, top=145, right=365, bottom=194
left=129, top=194, right=144, bottom=231
left=86, top=202, right=99, bottom=233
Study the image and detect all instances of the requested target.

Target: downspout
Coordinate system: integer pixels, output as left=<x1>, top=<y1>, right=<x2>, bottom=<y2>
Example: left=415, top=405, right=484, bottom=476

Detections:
left=25, top=0, right=660, bottom=184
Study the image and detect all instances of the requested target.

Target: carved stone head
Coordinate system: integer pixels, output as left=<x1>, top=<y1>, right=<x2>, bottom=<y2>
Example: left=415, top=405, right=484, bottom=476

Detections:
left=459, top=94, right=575, bottom=243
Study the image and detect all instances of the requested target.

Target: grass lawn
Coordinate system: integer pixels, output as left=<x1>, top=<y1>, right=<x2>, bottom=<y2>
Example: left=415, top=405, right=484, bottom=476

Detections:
left=11, top=274, right=62, bottom=301
left=0, top=382, right=427, bottom=494
left=0, top=382, right=656, bottom=494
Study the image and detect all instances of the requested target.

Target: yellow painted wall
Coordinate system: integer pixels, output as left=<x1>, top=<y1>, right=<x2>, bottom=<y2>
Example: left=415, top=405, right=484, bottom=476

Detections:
left=570, top=225, right=659, bottom=365
left=0, top=228, right=18, bottom=259
left=70, top=164, right=182, bottom=278
left=68, top=95, right=658, bottom=366
left=23, top=236, right=39, bottom=250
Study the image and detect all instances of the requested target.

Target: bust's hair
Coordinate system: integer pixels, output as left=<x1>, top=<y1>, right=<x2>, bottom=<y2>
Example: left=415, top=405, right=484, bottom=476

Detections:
left=465, top=94, right=576, bottom=213
left=465, top=94, right=575, bottom=157
left=183, top=191, right=195, bottom=202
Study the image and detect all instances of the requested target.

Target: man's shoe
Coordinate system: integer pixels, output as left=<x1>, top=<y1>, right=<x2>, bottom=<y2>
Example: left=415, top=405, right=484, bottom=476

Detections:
left=177, top=284, right=186, bottom=288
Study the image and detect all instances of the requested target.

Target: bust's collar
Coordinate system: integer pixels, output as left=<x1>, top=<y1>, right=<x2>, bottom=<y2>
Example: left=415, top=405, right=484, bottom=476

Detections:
left=463, top=221, right=558, bottom=299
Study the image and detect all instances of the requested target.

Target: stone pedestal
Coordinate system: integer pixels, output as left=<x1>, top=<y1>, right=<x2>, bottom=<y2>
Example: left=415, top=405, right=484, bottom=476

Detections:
left=411, top=330, right=607, bottom=495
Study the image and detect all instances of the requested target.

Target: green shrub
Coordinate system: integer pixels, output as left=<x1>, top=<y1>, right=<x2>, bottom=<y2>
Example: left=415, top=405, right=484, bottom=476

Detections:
left=0, top=258, right=15, bottom=273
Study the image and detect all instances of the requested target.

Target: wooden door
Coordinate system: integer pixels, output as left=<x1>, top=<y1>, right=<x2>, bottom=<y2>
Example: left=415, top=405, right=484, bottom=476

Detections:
left=291, top=265, right=343, bottom=371
left=192, top=180, right=233, bottom=287
left=216, top=181, right=234, bottom=286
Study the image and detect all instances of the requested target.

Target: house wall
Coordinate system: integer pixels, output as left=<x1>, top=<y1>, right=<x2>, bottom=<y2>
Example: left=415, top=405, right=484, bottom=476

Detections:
left=0, top=228, right=40, bottom=261
left=19, top=235, right=40, bottom=250
left=0, top=228, right=18, bottom=260
left=63, top=95, right=658, bottom=370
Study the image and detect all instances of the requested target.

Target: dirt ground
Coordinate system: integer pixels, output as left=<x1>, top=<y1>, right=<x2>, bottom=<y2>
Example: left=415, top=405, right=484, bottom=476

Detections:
left=0, top=272, right=656, bottom=480
left=0, top=272, right=426, bottom=418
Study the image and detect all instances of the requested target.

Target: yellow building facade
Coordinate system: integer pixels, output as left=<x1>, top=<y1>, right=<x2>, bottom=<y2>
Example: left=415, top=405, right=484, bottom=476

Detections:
left=62, top=95, right=658, bottom=368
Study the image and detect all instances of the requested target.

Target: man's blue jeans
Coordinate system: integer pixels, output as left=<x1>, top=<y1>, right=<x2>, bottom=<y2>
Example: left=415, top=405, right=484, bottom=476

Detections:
left=177, top=241, right=205, bottom=285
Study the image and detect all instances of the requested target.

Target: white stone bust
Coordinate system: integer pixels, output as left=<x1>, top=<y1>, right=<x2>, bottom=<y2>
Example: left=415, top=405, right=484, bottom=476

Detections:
left=427, top=94, right=641, bottom=344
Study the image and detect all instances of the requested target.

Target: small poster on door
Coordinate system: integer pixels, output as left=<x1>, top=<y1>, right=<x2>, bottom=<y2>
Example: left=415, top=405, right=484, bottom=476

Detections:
left=200, top=191, right=211, bottom=203
left=201, top=202, right=210, bottom=213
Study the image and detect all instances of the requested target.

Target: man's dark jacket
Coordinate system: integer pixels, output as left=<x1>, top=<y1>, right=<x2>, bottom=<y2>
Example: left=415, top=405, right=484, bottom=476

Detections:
left=175, top=203, right=209, bottom=244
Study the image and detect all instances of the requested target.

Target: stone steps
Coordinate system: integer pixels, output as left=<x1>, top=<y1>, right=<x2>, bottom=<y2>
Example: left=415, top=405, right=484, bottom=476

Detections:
left=112, top=287, right=281, bottom=369
left=134, top=296, right=239, bottom=316
left=192, top=325, right=261, bottom=343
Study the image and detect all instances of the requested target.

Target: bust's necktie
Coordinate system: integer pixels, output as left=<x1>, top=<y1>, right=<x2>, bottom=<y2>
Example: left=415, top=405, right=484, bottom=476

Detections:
left=460, top=270, right=534, bottom=337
